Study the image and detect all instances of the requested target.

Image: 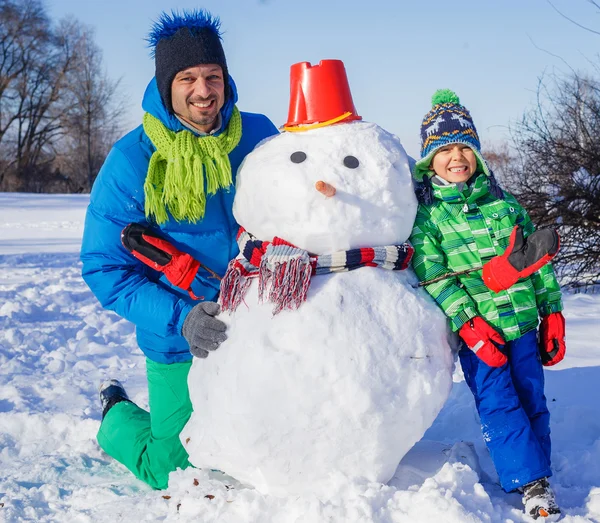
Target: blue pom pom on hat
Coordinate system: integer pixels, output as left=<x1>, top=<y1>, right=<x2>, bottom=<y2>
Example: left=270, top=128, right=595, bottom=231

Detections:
left=147, top=9, right=229, bottom=114
left=413, top=89, right=491, bottom=182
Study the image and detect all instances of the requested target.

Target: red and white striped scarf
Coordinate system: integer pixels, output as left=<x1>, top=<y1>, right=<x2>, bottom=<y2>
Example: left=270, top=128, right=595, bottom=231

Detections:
left=219, top=227, right=414, bottom=315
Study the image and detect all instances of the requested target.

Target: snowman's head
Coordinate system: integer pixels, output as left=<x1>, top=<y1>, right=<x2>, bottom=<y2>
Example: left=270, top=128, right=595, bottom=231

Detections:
left=233, top=121, right=417, bottom=254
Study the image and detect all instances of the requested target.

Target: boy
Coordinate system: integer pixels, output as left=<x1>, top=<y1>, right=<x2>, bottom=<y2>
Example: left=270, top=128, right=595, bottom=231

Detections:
left=409, top=89, right=566, bottom=520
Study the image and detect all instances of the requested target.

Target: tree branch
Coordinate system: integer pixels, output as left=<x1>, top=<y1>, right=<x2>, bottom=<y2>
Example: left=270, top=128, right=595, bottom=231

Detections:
left=547, top=0, right=600, bottom=36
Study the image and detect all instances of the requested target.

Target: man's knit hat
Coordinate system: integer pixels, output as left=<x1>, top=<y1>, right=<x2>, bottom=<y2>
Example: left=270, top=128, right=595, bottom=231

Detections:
left=147, top=9, right=229, bottom=114
left=413, top=89, right=490, bottom=182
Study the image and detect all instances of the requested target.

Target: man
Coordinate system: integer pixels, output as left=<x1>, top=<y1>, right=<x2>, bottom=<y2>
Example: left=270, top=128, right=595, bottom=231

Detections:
left=80, top=9, right=278, bottom=490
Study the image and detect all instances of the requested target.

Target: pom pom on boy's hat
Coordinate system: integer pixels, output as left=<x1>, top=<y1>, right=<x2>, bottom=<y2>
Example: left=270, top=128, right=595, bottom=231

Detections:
left=413, top=89, right=491, bottom=182
left=147, top=9, right=229, bottom=114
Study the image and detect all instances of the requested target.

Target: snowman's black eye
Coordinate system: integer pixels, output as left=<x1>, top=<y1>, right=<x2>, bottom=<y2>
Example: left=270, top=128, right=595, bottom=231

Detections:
left=343, top=155, right=359, bottom=169
left=290, top=151, right=307, bottom=164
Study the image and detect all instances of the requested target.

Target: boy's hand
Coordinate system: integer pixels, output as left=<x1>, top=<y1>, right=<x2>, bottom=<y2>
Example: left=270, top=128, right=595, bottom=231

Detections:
left=482, top=225, right=559, bottom=293
left=538, top=312, right=566, bottom=366
left=459, top=317, right=507, bottom=367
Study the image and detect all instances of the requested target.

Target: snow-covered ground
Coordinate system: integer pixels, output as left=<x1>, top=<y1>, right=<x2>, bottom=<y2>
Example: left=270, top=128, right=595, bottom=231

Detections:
left=0, top=192, right=598, bottom=523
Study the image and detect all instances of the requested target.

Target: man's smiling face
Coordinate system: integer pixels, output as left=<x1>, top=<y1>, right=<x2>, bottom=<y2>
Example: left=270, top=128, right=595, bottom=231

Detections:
left=171, top=64, right=225, bottom=133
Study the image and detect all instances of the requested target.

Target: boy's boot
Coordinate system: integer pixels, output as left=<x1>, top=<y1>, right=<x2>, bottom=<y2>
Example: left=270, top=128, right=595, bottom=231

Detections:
left=99, top=379, right=132, bottom=419
left=522, top=477, right=561, bottom=520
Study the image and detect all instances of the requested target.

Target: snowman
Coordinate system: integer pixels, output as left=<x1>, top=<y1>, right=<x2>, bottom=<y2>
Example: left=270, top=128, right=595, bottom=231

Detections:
left=180, top=60, right=454, bottom=497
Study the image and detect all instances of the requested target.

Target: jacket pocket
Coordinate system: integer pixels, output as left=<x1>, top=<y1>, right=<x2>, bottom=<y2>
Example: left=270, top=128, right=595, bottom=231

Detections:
left=483, top=204, right=520, bottom=251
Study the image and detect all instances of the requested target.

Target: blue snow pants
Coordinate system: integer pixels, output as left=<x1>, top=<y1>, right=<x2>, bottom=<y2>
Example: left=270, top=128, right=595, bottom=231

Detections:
left=459, top=328, right=552, bottom=492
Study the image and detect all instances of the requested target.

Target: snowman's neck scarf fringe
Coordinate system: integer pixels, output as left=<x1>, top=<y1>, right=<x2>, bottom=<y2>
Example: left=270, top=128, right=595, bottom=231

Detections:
left=219, top=227, right=414, bottom=315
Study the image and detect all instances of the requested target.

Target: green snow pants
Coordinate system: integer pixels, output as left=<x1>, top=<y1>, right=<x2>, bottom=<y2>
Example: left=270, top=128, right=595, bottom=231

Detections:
left=97, top=358, right=193, bottom=489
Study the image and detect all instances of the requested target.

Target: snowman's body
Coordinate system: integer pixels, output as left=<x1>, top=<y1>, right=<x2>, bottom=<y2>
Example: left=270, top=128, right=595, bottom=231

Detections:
left=181, top=122, right=454, bottom=496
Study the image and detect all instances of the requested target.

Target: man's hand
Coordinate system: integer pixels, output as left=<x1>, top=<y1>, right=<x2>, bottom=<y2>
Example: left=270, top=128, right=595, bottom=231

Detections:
left=482, top=225, right=559, bottom=293
left=539, top=312, right=566, bottom=366
left=459, top=316, right=507, bottom=367
left=182, top=302, right=227, bottom=358
left=121, top=223, right=201, bottom=297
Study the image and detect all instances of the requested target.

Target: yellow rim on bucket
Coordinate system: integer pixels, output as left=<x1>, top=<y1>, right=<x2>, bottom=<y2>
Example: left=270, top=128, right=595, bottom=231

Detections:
left=282, top=112, right=354, bottom=132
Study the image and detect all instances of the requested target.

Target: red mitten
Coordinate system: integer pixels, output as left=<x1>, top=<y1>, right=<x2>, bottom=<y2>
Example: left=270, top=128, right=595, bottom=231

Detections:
left=121, top=223, right=201, bottom=298
left=539, top=312, right=566, bottom=366
left=482, top=225, right=560, bottom=293
left=459, top=316, right=508, bottom=367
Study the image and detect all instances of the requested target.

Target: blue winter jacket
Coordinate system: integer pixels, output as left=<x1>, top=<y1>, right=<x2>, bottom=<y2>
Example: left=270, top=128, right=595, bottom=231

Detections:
left=80, top=77, right=278, bottom=364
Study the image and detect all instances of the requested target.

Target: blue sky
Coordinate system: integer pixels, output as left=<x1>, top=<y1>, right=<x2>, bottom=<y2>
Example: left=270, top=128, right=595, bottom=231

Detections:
left=47, top=0, right=599, bottom=158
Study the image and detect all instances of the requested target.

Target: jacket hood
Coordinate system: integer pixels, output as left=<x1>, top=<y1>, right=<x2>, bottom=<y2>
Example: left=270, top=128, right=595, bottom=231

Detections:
left=141, top=74, right=239, bottom=136
left=413, top=143, right=492, bottom=183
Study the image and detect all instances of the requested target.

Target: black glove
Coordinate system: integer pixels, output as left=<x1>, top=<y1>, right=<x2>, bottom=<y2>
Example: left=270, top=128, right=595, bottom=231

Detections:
left=121, top=223, right=201, bottom=298
left=482, top=225, right=559, bottom=293
left=182, top=302, right=227, bottom=358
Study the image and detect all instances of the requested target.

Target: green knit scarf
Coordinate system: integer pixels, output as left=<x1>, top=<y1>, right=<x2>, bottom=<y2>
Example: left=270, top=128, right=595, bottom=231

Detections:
left=143, top=107, right=242, bottom=224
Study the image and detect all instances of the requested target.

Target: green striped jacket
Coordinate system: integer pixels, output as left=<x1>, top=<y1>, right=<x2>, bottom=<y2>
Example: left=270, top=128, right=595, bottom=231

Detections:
left=409, top=173, right=563, bottom=341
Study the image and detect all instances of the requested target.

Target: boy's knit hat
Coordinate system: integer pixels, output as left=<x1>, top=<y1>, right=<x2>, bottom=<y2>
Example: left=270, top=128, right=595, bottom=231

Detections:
left=147, top=9, right=229, bottom=114
left=413, top=89, right=490, bottom=182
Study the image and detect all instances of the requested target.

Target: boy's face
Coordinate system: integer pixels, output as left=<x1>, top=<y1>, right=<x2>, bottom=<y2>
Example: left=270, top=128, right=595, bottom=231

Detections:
left=430, top=144, right=477, bottom=184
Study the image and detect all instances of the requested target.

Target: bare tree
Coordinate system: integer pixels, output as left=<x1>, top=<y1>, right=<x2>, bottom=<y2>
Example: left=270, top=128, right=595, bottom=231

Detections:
left=0, top=0, right=48, bottom=140
left=0, top=0, right=51, bottom=188
left=0, top=0, right=78, bottom=190
left=56, top=21, right=125, bottom=192
left=546, top=0, right=600, bottom=37
left=504, top=72, right=600, bottom=288
left=14, top=20, right=83, bottom=190
left=0, top=0, right=125, bottom=192
left=498, top=1, right=600, bottom=288
left=482, top=141, right=513, bottom=184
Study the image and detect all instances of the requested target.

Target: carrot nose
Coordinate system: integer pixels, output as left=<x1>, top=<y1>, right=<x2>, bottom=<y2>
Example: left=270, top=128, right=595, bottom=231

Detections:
left=315, top=180, right=336, bottom=197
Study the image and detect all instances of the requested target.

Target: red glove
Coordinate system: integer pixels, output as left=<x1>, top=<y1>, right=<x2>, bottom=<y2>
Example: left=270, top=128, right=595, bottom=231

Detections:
left=459, top=317, right=507, bottom=367
left=538, top=312, right=566, bottom=366
left=121, top=223, right=204, bottom=299
left=482, top=225, right=559, bottom=293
